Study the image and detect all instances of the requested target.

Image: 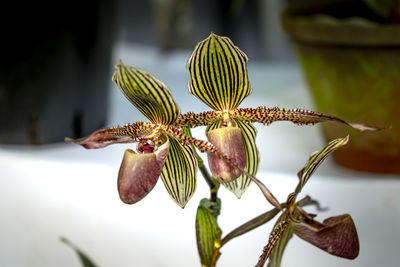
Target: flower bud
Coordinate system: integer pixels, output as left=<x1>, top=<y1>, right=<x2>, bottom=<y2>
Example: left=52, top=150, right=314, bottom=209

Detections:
left=118, top=141, right=169, bottom=204
left=207, top=127, right=246, bottom=182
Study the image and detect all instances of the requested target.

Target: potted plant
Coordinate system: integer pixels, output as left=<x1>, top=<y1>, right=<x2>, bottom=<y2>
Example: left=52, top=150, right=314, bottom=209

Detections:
left=65, top=33, right=380, bottom=266
left=281, top=0, right=400, bottom=173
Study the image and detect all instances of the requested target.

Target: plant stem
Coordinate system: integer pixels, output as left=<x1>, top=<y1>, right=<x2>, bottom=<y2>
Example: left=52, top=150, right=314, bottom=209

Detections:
left=199, top=164, right=219, bottom=202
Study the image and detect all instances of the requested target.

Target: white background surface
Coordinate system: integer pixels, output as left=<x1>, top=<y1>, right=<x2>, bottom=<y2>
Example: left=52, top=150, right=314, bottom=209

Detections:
left=1, top=42, right=399, bottom=267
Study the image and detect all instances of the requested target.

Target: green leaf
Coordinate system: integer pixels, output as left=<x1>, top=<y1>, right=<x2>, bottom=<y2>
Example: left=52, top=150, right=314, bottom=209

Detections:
left=292, top=214, right=360, bottom=259
left=112, top=60, right=180, bottom=125
left=160, top=136, right=197, bottom=208
left=287, top=136, right=349, bottom=206
left=60, top=237, right=98, bottom=267
left=187, top=33, right=252, bottom=111
left=196, top=205, right=222, bottom=267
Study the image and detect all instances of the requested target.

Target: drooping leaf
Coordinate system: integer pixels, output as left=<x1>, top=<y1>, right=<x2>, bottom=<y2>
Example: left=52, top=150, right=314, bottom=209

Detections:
left=60, top=237, right=98, bottom=267
left=112, top=60, right=180, bottom=125
left=160, top=136, right=197, bottom=208
left=287, top=136, right=349, bottom=207
left=207, top=126, right=246, bottom=182
left=117, top=138, right=169, bottom=204
left=187, top=33, right=252, bottom=111
left=292, top=214, right=360, bottom=259
left=223, top=119, right=259, bottom=198
left=196, top=205, right=222, bottom=267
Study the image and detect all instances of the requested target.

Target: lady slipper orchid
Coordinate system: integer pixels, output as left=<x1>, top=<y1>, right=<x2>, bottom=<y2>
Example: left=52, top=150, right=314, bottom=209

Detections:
left=256, top=136, right=359, bottom=266
left=68, top=62, right=201, bottom=208
left=175, top=33, right=381, bottom=198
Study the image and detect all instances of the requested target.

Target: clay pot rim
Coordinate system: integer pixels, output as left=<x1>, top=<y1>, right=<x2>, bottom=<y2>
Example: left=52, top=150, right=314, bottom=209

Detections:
left=281, top=0, right=400, bottom=47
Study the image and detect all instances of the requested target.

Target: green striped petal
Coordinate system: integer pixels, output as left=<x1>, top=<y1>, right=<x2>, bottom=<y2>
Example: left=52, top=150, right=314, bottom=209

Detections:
left=160, top=136, right=197, bottom=208
left=205, top=119, right=223, bottom=132
left=223, top=119, right=259, bottom=198
left=187, top=33, right=252, bottom=111
left=287, top=136, right=349, bottom=207
left=112, top=61, right=180, bottom=125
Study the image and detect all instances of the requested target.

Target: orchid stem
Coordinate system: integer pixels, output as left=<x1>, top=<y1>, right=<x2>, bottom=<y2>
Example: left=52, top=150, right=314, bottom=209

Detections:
left=199, top=164, right=219, bottom=202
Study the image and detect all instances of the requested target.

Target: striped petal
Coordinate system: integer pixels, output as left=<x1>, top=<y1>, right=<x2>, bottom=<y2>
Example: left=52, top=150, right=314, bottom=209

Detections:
left=112, top=61, right=180, bottom=125
left=160, top=136, right=197, bottom=208
left=187, top=33, right=252, bottom=111
left=287, top=136, right=349, bottom=207
left=223, top=119, right=259, bottom=198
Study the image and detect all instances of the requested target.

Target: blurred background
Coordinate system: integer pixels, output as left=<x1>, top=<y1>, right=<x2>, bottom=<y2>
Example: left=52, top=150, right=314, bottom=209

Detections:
left=1, top=0, right=399, bottom=267
left=118, top=0, right=295, bottom=61
left=0, top=0, right=297, bottom=145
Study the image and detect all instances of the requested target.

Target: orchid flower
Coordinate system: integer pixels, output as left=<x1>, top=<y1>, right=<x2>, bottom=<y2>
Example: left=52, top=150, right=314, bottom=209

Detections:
left=174, top=33, right=381, bottom=198
left=192, top=136, right=361, bottom=267
left=67, top=62, right=210, bottom=208
left=257, top=136, right=359, bottom=267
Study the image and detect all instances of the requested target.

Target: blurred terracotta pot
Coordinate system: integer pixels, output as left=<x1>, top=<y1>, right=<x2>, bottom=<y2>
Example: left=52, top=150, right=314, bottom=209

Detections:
left=281, top=0, right=400, bottom=173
